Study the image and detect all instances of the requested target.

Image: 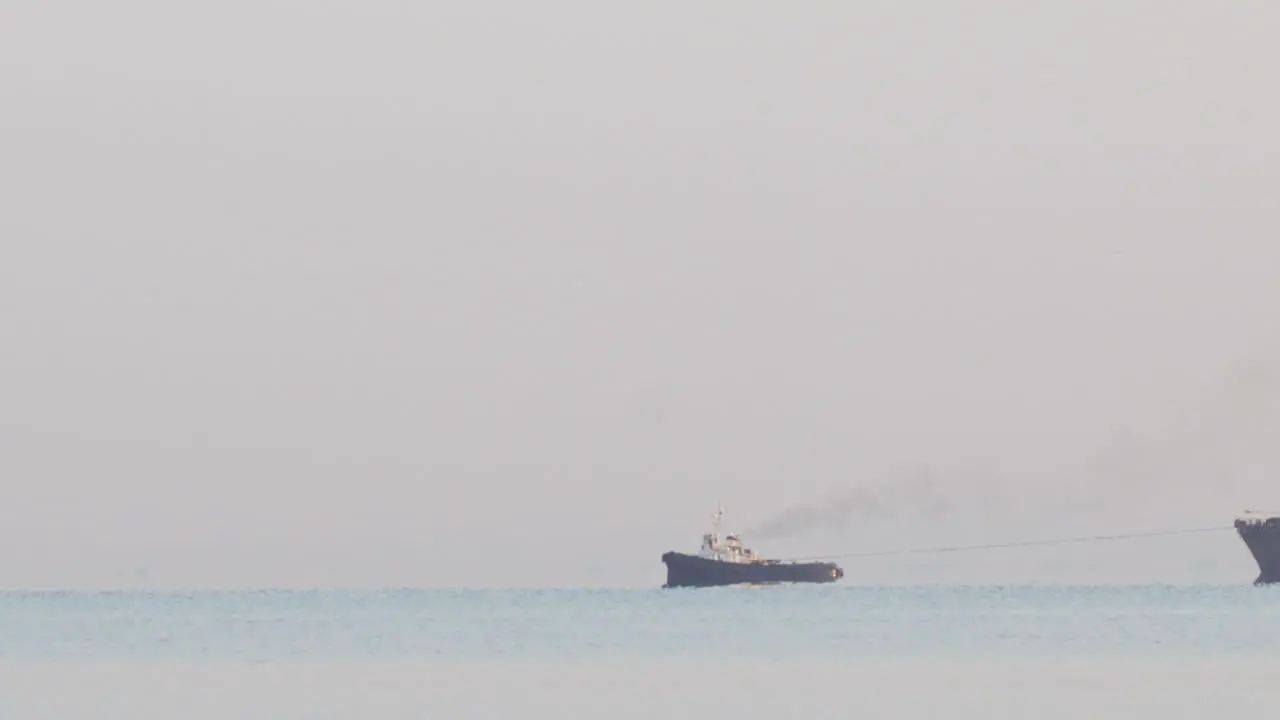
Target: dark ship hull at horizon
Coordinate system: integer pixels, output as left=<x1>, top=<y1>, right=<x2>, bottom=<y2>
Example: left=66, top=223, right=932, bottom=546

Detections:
left=1235, top=515, right=1280, bottom=585
left=661, top=551, right=844, bottom=588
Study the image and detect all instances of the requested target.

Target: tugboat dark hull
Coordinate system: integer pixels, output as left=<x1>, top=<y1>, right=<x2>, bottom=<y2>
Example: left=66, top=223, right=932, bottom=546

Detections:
left=661, top=551, right=844, bottom=588
left=1235, top=516, right=1280, bottom=585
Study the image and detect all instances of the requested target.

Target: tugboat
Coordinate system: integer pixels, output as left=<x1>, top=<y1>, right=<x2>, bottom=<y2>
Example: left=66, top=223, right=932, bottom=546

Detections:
left=1235, top=511, right=1280, bottom=585
left=661, top=506, right=844, bottom=588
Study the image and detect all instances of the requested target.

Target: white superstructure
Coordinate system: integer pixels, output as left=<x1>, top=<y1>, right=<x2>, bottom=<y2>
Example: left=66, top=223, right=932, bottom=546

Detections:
left=696, top=505, right=760, bottom=564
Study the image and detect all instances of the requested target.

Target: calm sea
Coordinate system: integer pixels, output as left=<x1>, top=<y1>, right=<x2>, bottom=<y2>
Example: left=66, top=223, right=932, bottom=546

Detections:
left=2, top=585, right=1277, bottom=718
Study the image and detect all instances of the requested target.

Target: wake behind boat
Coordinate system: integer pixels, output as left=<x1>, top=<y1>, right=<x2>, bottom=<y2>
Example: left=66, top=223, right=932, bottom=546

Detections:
left=661, top=506, right=843, bottom=588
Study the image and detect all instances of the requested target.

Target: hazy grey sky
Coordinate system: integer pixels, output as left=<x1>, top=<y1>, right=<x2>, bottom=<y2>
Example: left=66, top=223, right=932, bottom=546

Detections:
left=2, top=1, right=1278, bottom=589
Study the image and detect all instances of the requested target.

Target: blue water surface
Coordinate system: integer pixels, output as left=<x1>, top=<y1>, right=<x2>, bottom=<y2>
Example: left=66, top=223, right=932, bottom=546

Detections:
left=3, top=584, right=1278, bottom=663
